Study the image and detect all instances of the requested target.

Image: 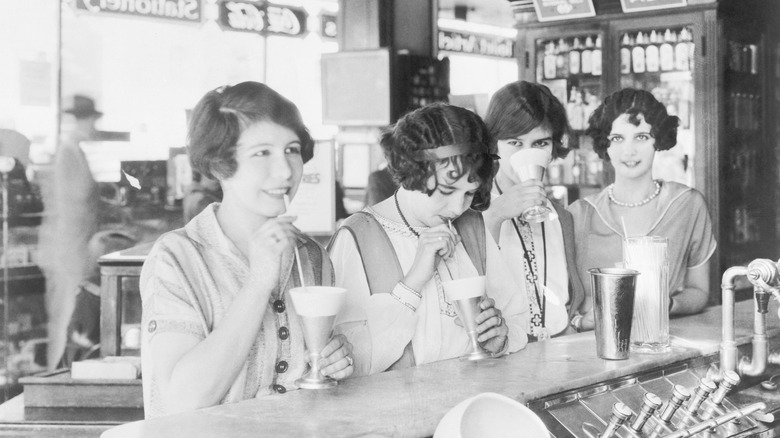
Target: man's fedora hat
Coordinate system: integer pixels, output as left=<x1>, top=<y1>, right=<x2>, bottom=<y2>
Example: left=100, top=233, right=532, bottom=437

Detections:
left=63, top=95, right=103, bottom=118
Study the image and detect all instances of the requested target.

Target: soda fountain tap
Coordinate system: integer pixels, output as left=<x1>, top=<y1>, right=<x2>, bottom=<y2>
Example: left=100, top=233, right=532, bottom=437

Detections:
left=659, top=385, right=692, bottom=423
left=647, top=386, right=691, bottom=438
left=710, top=370, right=740, bottom=406
left=683, top=378, right=717, bottom=417
left=628, top=393, right=663, bottom=435
left=602, top=402, right=633, bottom=438
left=720, top=258, right=780, bottom=378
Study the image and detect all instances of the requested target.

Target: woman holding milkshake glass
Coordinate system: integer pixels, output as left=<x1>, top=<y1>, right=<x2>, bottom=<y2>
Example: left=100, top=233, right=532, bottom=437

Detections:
left=568, top=88, right=717, bottom=331
left=483, top=81, right=586, bottom=341
left=328, top=103, right=528, bottom=376
left=140, top=82, right=353, bottom=418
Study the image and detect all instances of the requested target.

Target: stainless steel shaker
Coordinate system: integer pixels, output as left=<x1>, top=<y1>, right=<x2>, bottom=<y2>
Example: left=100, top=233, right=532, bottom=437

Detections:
left=588, top=268, right=640, bottom=360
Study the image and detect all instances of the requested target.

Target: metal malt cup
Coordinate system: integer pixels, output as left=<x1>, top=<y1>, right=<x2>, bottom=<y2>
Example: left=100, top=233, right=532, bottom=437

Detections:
left=589, top=268, right=640, bottom=360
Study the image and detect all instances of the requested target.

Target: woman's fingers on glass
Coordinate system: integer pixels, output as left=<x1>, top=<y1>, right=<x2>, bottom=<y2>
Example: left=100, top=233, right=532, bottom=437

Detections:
left=479, top=297, right=495, bottom=311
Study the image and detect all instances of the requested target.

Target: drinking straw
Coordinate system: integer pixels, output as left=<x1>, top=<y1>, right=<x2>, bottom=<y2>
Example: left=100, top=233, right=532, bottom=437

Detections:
left=621, top=216, right=629, bottom=240
left=284, top=194, right=307, bottom=289
left=440, top=220, right=455, bottom=279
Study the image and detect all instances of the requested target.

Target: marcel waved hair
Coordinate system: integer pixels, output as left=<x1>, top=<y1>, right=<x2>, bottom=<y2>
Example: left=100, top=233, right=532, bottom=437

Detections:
left=380, top=103, right=496, bottom=211
left=187, top=81, right=314, bottom=180
left=586, top=88, right=680, bottom=160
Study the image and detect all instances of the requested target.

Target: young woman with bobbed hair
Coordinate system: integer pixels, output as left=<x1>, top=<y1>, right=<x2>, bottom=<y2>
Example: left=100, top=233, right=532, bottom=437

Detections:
left=568, top=88, right=716, bottom=331
left=140, top=82, right=353, bottom=418
left=483, top=81, right=585, bottom=341
left=328, top=103, right=528, bottom=376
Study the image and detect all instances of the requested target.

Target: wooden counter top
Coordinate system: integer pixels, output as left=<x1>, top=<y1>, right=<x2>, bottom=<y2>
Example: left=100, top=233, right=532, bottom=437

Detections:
left=102, top=300, right=778, bottom=438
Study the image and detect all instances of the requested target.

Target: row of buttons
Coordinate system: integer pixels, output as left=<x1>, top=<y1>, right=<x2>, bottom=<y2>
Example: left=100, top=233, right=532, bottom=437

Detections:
left=274, top=299, right=288, bottom=393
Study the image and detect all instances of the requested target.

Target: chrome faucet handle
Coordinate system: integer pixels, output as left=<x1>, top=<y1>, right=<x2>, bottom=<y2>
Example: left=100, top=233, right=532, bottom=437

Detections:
left=711, top=370, right=740, bottom=405
left=629, top=392, right=663, bottom=433
left=659, top=385, right=691, bottom=422
left=685, top=378, right=717, bottom=416
left=747, top=258, right=780, bottom=293
left=601, top=402, right=633, bottom=438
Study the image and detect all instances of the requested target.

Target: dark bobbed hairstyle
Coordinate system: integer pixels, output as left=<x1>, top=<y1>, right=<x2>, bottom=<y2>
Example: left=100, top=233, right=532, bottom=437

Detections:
left=187, top=81, right=314, bottom=180
left=585, top=88, right=680, bottom=160
left=381, top=103, right=496, bottom=212
left=483, top=81, right=572, bottom=159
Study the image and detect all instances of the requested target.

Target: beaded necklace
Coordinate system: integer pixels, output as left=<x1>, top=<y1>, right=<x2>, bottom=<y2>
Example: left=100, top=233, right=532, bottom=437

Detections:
left=608, top=180, right=661, bottom=207
left=394, top=188, right=420, bottom=238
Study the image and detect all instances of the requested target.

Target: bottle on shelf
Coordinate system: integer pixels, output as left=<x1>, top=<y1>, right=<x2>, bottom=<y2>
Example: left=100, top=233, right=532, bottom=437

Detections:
left=632, top=32, right=646, bottom=73
left=592, top=35, right=602, bottom=76
left=646, top=30, right=660, bottom=72
left=660, top=29, right=675, bottom=71
left=548, top=159, right=563, bottom=185
left=569, top=37, right=582, bottom=75
left=675, top=29, right=690, bottom=71
left=556, top=38, right=569, bottom=78
left=567, top=86, right=585, bottom=130
left=571, top=150, right=585, bottom=184
left=620, top=34, right=632, bottom=74
left=582, top=36, right=594, bottom=75
left=543, top=41, right=557, bottom=79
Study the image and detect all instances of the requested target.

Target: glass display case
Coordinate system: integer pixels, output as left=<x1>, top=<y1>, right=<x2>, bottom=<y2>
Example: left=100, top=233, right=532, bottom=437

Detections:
left=516, top=0, right=778, bottom=295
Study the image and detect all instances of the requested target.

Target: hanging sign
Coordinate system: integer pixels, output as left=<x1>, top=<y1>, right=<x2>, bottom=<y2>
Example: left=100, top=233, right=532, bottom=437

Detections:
left=532, top=0, right=596, bottom=22
left=620, top=0, right=687, bottom=13
left=438, top=30, right=514, bottom=59
left=73, top=0, right=202, bottom=22
left=320, top=14, right=337, bottom=39
left=218, top=1, right=307, bottom=37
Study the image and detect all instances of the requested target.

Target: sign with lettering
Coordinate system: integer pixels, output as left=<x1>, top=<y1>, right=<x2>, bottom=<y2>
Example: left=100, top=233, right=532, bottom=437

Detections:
left=73, top=0, right=202, bottom=22
left=620, top=0, right=687, bottom=13
left=218, top=1, right=307, bottom=37
left=438, top=30, right=514, bottom=59
left=320, top=14, right=337, bottom=39
left=532, top=0, right=596, bottom=22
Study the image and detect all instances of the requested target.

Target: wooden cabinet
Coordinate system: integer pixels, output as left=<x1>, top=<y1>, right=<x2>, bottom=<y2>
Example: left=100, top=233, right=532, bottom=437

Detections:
left=514, top=0, right=779, bottom=298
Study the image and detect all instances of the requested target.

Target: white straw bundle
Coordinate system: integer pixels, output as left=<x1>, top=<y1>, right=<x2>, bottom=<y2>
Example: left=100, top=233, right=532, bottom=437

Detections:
left=623, top=236, right=669, bottom=348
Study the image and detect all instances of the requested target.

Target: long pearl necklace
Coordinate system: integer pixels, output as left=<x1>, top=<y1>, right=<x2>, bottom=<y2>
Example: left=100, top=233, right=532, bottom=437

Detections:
left=608, top=180, right=661, bottom=207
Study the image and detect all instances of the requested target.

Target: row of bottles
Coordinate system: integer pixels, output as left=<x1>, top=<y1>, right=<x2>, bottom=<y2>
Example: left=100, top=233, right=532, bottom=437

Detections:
left=727, top=92, right=761, bottom=130
left=620, top=28, right=694, bottom=74
left=539, top=34, right=602, bottom=79
left=727, top=41, right=759, bottom=74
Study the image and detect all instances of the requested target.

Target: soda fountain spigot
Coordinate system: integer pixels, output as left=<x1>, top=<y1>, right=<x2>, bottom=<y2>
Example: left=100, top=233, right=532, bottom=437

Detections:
left=711, top=370, right=740, bottom=406
left=629, top=393, right=663, bottom=434
left=720, top=258, right=780, bottom=378
left=659, top=385, right=692, bottom=423
left=601, top=402, right=633, bottom=438
left=683, top=378, right=717, bottom=417
left=648, top=386, right=691, bottom=438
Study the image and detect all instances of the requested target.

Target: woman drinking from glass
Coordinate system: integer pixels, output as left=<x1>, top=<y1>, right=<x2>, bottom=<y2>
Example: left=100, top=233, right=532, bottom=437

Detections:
left=328, top=103, right=529, bottom=376
left=140, top=82, right=354, bottom=418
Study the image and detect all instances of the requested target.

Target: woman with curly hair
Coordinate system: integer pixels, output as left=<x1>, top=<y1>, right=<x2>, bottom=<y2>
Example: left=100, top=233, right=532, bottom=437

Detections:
left=568, top=88, right=716, bottom=331
left=140, top=82, right=353, bottom=418
left=328, top=103, right=528, bottom=376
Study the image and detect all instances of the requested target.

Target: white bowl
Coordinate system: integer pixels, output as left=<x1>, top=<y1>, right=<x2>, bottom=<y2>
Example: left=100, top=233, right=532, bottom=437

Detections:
left=434, top=392, right=550, bottom=438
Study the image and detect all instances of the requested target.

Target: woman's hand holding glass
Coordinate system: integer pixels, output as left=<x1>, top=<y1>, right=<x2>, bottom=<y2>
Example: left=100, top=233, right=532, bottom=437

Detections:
left=492, top=180, right=548, bottom=222
left=247, top=216, right=299, bottom=293
left=455, top=297, right=508, bottom=354
left=316, top=334, right=355, bottom=380
left=403, top=225, right=461, bottom=292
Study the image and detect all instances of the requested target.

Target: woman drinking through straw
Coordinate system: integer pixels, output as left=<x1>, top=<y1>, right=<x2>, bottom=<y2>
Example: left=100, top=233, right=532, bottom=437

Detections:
left=139, top=82, right=353, bottom=418
left=328, top=103, right=529, bottom=376
left=568, top=88, right=716, bottom=332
